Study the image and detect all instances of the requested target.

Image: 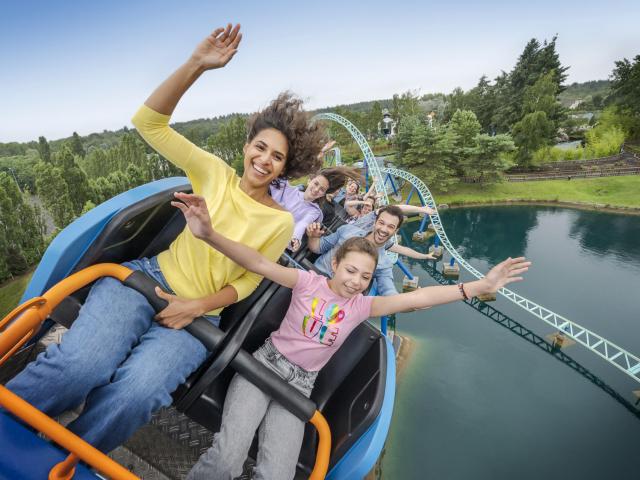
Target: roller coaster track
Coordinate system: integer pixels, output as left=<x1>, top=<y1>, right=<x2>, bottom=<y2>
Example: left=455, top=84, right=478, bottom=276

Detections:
left=383, top=165, right=640, bottom=385
left=419, top=261, right=640, bottom=419
left=314, top=112, right=640, bottom=386
left=314, top=112, right=398, bottom=263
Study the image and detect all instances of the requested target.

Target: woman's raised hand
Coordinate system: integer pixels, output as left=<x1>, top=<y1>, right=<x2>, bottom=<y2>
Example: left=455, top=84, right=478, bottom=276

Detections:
left=482, top=257, right=531, bottom=293
left=191, top=23, right=243, bottom=71
left=172, top=192, right=214, bottom=240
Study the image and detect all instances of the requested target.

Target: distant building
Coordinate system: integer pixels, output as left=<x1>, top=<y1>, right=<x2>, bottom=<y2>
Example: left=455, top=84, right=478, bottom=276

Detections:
left=569, top=99, right=583, bottom=110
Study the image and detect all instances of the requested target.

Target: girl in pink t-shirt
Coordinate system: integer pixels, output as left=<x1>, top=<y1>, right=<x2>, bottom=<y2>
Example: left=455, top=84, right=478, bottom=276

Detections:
left=175, top=192, right=530, bottom=480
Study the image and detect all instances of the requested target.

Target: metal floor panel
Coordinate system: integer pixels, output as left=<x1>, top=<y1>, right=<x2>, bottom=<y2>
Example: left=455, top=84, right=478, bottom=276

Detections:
left=1, top=337, right=258, bottom=480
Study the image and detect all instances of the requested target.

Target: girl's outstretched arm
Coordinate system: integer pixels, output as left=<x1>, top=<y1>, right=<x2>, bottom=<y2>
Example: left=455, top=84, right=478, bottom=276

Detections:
left=172, top=192, right=299, bottom=289
left=370, top=257, right=531, bottom=317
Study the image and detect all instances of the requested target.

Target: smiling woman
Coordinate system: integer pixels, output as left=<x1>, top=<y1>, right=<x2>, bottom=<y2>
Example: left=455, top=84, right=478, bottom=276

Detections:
left=5, top=23, right=327, bottom=457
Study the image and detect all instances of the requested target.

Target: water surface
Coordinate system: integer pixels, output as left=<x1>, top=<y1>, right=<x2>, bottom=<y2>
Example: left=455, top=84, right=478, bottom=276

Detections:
left=379, top=206, right=640, bottom=479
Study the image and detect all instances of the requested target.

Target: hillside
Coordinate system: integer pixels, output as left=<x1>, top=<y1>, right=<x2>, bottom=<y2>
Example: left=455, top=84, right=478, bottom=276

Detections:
left=0, top=80, right=613, bottom=154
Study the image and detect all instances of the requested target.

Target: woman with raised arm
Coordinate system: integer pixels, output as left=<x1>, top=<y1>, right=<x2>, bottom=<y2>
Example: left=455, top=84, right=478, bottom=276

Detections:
left=173, top=192, right=530, bottom=480
left=5, top=24, right=326, bottom=454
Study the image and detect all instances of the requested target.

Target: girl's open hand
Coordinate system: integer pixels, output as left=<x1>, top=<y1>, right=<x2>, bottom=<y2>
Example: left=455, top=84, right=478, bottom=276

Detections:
left=172, top=192, right=214, bottom=240
left=191, top=23, right=242, bottom=71
left=483, top=257, right=531, bottom=293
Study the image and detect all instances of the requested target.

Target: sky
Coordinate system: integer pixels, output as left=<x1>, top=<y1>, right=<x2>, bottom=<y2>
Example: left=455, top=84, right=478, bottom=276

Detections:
left=1, top=0, right=638, bottom=143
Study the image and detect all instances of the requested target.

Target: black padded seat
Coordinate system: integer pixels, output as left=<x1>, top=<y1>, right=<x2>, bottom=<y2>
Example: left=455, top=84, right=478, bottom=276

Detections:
left=183, top=282, right=387, bottom=476
left=49, top=185, right=191, bottom=328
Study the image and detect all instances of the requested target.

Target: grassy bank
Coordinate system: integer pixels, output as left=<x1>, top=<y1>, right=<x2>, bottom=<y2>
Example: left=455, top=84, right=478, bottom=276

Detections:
left=0, top=271, right=33, bottom=319
left=425, top=176, right=640, bottom=211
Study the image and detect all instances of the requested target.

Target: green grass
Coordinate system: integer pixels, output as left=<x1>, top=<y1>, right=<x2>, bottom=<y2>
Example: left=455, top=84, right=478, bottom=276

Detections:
left=407, top=176, right=640, bottom=210
left=0, top=272, right=34, bottom=319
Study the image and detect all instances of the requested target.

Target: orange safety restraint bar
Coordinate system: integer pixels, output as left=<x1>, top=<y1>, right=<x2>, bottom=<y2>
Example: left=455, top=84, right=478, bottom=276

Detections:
left=0, top=263, right=333, bottom=479
left=0, top=264, right=138, bottom=480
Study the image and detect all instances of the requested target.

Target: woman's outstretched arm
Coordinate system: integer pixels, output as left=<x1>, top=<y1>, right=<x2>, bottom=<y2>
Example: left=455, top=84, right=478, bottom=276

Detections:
left=172, top=192, right=299, bottom=289
left=370, top=257, right=531, bottom=317
left=132, top=25, right=242, bottom=183
left=145, top=24, right=242, bottom=115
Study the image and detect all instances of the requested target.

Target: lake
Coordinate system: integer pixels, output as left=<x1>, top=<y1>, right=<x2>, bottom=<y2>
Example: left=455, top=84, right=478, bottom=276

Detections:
left=379, top=206, right=640, bottom=479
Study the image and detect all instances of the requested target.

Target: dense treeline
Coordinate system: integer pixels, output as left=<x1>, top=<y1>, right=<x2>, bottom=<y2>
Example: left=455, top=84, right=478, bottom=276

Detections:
left=0, top=173, right=47, bottom=282
left=0, top=40, right=638, bottom=283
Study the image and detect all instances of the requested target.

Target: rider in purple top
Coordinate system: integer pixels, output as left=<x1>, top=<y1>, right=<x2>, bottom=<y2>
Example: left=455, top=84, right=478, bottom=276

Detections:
left=270, top=160, right=362, bottom=251
left=270, top=179, right=324, bottom=250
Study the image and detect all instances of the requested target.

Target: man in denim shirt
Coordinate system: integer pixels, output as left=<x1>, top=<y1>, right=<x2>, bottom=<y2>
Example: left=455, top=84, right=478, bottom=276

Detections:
left=306, top=205, right=405, bottom=296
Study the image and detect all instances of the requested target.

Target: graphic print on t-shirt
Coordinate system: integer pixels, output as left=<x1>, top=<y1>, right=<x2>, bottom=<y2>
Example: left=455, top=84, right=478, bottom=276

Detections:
left=301, top=296, right=345, bottom=346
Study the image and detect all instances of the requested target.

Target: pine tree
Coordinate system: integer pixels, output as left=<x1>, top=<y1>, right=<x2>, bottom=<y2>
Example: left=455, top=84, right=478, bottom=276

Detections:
left=512, top=111, right=555, bottom=167
left=70, top=132, right=86, bottom=157
left=53, top=146, right=91, bottom=215
left=38, top=136, right=51, bottom=163
left=34, top=162, right=75, bottom=228
left=448, top=110, right=481, bottom=175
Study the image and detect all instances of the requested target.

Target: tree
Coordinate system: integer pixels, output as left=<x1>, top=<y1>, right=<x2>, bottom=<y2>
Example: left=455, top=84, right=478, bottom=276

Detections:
left=592, top=93, right=603, bottom=108
left=206, top=115, right=246, bottom=166
left=401, top=121, right=456, bottom=191
left=472, top=134, right=515, bottom=183
left=443, top=87, right=474, bottom=122
left=81, top=200, right=96, bottom=215
left=125, top=164, right=145, bottom=189
left=70, top=131, right=86, bottom=157
left=609, top=54, right=640, bottom=138
left=0, top=172, right=46, bottom=276
left=53, top=146, right=91, bottom=215
left=368, top=101, right=383, bottom=138
left=468, top=75, right=497, bottom=132
left=38, top=136, right=51, bottom=163
left=392, top=90, right=423, bottom=128
left=448, top=110, right=481, bottom=175
left=512, top=111, right=555, bottom=167
left=34, top=161, right=75, bottom=228
left=394, top=115, right=423, bottom=163
left=493, top=36, right=568, bottom=133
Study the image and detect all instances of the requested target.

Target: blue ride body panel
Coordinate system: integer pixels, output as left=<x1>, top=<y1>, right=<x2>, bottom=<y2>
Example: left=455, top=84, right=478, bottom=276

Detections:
left=328, top=335, right=396, bottom=479
left=21, top=177, right=190, bottom=301
left=0, top=413, right=100, bottom=480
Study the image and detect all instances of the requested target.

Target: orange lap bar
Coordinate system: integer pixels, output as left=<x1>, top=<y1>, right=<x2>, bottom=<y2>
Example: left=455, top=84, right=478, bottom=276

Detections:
left=0, top=263, right=137, bottom=480
left=0, top=263, right=132, bottom=361
left=0, top=385, right=138, bottom=480
left=0, top=263, right=332, bottom=480
left=309, top=410, right=331, bottom=480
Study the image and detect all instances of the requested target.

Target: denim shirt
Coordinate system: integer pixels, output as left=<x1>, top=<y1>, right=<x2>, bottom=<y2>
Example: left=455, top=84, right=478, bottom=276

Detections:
left=313, top=224, right=398, bottom=296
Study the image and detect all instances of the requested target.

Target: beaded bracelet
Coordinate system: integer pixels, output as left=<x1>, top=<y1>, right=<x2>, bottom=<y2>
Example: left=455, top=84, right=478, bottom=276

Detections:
left=458, top=283, right=469, bottom=300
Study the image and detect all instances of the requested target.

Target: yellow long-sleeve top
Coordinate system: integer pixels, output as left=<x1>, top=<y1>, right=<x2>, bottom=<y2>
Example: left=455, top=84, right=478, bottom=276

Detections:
left=132, top=105, right=293, bottom=315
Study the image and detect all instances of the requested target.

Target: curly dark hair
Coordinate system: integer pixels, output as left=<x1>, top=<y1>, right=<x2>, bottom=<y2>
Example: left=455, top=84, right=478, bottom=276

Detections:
left=247, top=91, right=327, bottom=179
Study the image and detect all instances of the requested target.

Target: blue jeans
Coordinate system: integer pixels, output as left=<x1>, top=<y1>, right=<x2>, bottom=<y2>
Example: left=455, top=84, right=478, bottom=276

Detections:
left=5, top=256, right=218, bottom=453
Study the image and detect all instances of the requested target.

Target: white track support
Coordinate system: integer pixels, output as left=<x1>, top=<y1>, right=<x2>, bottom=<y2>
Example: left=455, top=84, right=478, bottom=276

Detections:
left=382, top=166, right=640, bottom=385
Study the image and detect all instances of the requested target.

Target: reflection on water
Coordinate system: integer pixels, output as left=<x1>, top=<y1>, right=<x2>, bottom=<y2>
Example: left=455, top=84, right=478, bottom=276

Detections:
left=569, top=210, right=640, bottom=262
left=380, top=206, right=640, bottom=480
left=435, top=206, right=539, bottom=262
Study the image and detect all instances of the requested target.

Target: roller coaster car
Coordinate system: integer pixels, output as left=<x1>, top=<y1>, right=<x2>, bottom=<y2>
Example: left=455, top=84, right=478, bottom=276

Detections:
left=0, top=178, right=395, bottom=480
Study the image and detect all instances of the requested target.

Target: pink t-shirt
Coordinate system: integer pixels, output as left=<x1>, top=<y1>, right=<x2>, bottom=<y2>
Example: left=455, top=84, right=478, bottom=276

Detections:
left=270, top=270, right=374, bottom=372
